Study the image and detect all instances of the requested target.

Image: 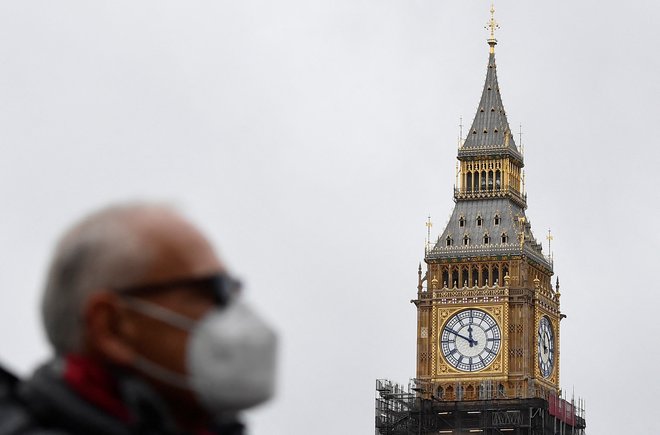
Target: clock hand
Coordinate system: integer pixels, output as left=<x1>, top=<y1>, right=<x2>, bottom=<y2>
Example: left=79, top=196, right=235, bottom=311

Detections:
left=445, top=329, right=478, bottom=346
left=539, top=332, right=548, bottom=352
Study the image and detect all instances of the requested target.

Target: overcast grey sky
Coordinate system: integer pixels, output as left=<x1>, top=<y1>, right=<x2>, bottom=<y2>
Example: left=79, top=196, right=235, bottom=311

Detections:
left=0, top=1, right=657, bottom=433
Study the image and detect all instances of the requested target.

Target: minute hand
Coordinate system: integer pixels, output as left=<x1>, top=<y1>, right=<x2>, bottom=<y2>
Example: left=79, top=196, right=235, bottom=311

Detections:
left=444, top=328, right=478, bottom=346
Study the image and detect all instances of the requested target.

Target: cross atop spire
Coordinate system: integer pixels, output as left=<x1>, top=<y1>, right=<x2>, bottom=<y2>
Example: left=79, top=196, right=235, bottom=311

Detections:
left=486, top=3, right=499, bottom=53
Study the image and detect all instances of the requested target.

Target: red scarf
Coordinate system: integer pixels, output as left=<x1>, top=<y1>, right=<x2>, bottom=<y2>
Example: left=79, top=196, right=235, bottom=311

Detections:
left=62, top=354, right=216, bottom=434
left=63, top=354, right=132, bottom=423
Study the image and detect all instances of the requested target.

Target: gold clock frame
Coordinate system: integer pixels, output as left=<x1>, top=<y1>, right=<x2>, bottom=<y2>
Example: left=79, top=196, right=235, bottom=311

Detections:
left=534, top=308, right=560, bottom=388
left=432, top=304, right=509, bottom=381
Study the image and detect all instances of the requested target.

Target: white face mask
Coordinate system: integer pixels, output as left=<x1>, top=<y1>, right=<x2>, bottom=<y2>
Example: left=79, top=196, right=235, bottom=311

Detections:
left=123, top=297, right=277, bottom=414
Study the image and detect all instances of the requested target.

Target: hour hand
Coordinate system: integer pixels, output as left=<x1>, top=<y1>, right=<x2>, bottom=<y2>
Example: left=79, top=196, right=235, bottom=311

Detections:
left=445, top=329, right=478, bottom=346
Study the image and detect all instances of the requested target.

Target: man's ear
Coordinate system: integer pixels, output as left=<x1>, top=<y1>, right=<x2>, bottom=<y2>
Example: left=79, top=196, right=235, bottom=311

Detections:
left=82, top=291, right=137, bottom=366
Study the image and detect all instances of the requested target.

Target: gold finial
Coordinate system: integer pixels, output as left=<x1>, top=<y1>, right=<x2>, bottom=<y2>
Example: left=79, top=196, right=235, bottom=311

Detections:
left=425, top=216, right=433, bottom=252
left=517, top=216, right=526, bottom=249
left=486, top=3, right=499, bottom=53
left=547, top=229, right=554, bottom=259
left=459, top=116, right=464, bottom=147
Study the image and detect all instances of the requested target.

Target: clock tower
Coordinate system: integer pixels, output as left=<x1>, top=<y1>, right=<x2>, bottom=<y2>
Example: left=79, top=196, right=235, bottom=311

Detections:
left=375, top=6, right=585, bottom=435
left=413, top=7, right=560, bottom=401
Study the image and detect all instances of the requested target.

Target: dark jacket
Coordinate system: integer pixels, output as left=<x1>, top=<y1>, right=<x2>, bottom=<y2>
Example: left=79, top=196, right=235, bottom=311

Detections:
left=0, top=360, right=244, bottom=435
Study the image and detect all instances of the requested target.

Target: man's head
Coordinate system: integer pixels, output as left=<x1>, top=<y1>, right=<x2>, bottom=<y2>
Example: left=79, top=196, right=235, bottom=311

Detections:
left=42, top=202, right=222, bottom=355
left=41, top=202, right=276, bottom=419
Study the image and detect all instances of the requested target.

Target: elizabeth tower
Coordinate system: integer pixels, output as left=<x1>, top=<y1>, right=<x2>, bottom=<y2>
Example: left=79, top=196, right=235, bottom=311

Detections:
left=413, top=9, right=560, bottom=402
left=376, top=8, right=585, bottom=434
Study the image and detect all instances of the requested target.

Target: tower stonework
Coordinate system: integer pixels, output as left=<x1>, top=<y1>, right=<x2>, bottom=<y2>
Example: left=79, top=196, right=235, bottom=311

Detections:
left=376, top=8, right=585, bottom=435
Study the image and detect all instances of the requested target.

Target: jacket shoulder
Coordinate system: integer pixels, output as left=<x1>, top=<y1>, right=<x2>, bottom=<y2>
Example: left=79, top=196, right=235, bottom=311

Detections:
left=0, top=364, right=70, bottom=435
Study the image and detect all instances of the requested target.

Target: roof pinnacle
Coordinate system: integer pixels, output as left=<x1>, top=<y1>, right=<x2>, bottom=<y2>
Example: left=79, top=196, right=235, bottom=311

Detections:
left=486, top=3, right=499, bottom=53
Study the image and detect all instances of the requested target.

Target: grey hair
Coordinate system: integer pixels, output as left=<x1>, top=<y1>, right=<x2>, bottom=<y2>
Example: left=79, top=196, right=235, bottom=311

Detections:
left=41, top=202, right=173, bottom=354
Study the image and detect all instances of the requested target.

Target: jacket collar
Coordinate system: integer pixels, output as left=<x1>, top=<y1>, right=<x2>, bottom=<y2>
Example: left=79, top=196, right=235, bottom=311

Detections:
left=19, top=357, right=244, bottom=435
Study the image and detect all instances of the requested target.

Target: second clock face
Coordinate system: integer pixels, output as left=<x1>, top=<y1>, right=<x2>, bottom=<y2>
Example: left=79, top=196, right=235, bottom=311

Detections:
left=440, top=309, right=501, bottom=372
left=538, top=316, right=555, bottom=378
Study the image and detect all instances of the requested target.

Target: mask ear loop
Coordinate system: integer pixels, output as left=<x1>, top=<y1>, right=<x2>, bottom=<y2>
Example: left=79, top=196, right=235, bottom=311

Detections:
left=132, top=355, right=191, bottom=391
left=121, top=296, right=197, bottom=331
left=119, top=297, right=198, bottom=391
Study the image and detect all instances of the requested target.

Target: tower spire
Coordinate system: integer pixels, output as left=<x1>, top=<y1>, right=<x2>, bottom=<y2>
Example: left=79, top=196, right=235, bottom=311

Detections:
left=459, top=2, right=521, bottom=164
left=486, top=3, right=499, bottom=53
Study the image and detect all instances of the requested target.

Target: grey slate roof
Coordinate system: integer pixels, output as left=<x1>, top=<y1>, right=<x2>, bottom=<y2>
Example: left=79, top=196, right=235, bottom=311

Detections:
left=458, top=51, right=523, bottom=163
left=427, top=198, right=551, bottom=271
left=428, top=43, right=550, bottom=271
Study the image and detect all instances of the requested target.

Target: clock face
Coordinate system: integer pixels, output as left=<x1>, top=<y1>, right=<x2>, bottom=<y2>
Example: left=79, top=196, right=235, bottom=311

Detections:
left=538, top=316, right=555, bottom=378
left=440, top=309, right=501, bottom=372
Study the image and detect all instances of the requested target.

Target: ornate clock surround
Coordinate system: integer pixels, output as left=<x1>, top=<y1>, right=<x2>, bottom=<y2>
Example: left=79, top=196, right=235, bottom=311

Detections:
left=434, top=304, right=508, bottom=379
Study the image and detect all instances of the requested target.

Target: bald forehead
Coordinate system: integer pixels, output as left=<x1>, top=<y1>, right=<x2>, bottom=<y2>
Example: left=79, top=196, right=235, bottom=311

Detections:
left=120, top=206, right=224, bottom=283
left=126, top=209, right=223, bottom=281
left=125, top=207, right=194, bottom=234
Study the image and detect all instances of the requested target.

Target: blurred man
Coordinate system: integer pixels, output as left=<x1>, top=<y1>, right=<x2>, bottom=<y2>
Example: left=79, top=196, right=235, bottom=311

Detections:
left=0, top=203, right=277, bottom=435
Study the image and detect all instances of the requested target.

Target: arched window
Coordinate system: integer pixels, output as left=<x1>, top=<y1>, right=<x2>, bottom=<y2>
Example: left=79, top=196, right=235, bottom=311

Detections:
left=451, top=267, right=459, bottom=288
left=476, top=216, right=483, bottom=226
left=495, top=170, right=501, bottom=190
left=481, top=171, right=487, bottom=190
left=463, top=235, right=470, bottom=246
left=459, top=216, right=465, bottom=227
left=488, top=170, right=494, bottom=191
left=501, top=233, right=508, bottom=243
left=442, top=269, right=449, bottom=287
left=472, top=266, right=479, bottom=287
left=446, top=236, right=453, bottom=247
left=494, top=214, right=501, bottom=225
left=466, top=172, right=472, bottom=192
left=493, top=265, right=500, bottom=286
left=484, top=234, right=490, bottom=244
left=474, top=172, right=480, bottom=192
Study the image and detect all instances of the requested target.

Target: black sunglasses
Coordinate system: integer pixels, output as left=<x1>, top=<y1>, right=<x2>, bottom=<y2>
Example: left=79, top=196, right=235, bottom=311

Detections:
left=115, top=273, right=242, bottom=307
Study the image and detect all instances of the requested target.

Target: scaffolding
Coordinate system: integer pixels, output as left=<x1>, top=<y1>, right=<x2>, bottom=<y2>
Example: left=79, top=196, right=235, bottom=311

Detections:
left=375, top=379, right=586, bottom=435
left=375, top=379, right=417, bottom=434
